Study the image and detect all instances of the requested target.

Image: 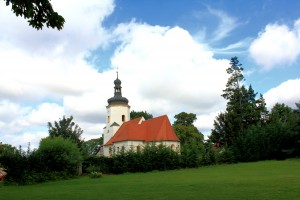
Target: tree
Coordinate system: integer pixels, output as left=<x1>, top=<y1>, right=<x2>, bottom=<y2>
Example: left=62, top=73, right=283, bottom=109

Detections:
left=4, top=0, right=64, bottom=30
left=130, top=110, right=153, bottom=120
left=82, top=137, right=103, bottom=156
left=210, top=57, right=268, bottom=147
left=172, top=112, right=203, bottom=146
left=48, top=116, right=84, bottom=148
left=173, top=112, right=197, bottom=126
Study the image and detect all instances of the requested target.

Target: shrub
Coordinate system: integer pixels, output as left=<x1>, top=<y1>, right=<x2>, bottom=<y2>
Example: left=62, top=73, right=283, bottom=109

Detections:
left=89, top=171, right=103, bottom=178
left=37, top=137, right=83, bottom=176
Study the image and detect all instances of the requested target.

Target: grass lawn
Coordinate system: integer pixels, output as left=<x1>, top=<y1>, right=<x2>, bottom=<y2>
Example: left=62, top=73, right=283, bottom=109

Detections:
left=1, top=159, right=299, bottom=200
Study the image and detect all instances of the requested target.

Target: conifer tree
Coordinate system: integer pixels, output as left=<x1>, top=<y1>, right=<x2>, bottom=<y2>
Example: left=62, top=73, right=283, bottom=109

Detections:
left=210, top=57, right=267, bottom=147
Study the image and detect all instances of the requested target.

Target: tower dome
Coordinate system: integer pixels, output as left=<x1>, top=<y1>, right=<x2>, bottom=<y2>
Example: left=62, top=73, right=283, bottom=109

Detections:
left=107, top=73, right=129, bottom=105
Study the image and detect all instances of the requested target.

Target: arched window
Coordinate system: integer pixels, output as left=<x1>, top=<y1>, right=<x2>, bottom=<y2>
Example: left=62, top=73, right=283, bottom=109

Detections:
left=107, top=116, right=110, bottom=123
left=137, top=146, right=141, bottom=152
left=122, top=115, right=125, bottom=122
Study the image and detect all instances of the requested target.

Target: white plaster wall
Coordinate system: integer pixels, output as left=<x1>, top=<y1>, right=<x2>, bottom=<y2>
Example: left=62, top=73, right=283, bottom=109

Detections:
left=104, top=140, right=181, bottom=157
left=107, top=104, right=130, bottom=126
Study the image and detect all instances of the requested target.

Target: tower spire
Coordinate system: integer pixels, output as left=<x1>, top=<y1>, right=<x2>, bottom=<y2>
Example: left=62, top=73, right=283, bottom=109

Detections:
left=107, top=69, right=129, bottom=105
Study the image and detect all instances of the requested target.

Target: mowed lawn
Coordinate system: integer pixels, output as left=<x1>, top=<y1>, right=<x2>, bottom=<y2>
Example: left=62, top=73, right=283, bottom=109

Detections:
left=1, top=159, right=300, bottom=200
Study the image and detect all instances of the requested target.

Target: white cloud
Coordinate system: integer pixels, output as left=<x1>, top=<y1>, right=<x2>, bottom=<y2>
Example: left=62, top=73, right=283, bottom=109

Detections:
left=264, top=79, right=300, bottom=109
left=111, top=23, right=228, bottom=117
left=28, top=103, right=65, bottom=125
left=249, top=19, right=300, bottom=70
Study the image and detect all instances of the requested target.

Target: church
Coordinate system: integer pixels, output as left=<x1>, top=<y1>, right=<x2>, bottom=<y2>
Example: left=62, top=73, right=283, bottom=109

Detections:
left=101, top=74, right=180, bottom=157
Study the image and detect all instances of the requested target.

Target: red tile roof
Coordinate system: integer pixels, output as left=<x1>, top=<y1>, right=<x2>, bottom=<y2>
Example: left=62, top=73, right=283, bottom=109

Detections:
left=104, top=115, right=180, bottom=146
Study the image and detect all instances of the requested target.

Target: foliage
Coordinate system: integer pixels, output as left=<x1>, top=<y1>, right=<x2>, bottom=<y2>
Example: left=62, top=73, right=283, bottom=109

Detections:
left=210, top=57, right=268, bottom=147
left=81, top=137, right=103, bottom=156
left=172, top=112, right=204, bottom=146
left=82, top=142, right=223, bottom=175
left=48, top=115, right=84, bottom=149
left=89, top=171, right=103, bottom=179
left=180, top=142, right=203, bottom=168
left=0, top=137, right=82, bottom=185
left=37, top=137, right=83, bottom=175
left=110, top=144, right=180, bottom=174
left=173, top=124, right=203, bottom=145
left=0, top=145, right=30, bottom=184
left=209, top=57, right=300, bottom=162
left=130, top=110, right=153, bottom=120
left=173, top=112, right=197, bottom=126
left=4, top=0, right=64, bottom=30
left=82, top=156, right=111, bottom=174
left=232, top=103, right=300, bottom=162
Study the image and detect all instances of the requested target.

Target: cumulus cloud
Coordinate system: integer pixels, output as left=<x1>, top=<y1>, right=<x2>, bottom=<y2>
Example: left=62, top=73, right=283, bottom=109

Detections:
left=264, top=79, right=300, bottom=109
left=249, top=19, right=300, bottom=70
left=111, top=23, right=228, bottom=116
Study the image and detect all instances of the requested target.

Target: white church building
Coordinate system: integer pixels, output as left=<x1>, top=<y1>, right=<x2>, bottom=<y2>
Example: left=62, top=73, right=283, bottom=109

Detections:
left=101, top=74, right=180, bottom=157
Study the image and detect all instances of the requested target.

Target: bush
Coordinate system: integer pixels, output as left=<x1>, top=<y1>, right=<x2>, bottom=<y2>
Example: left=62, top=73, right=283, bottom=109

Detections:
left=89, top=171, right=103, bottom=178
left=37, top=137, right=83, bottom=176
left=82, top=156, right=111, bottom=174
left=217, top=147, right=236, bottom=164
left=0, top=137, right=83, bottom=185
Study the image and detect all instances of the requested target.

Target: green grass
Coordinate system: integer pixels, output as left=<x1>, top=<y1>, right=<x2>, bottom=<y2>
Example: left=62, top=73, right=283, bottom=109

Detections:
left=1, top=159, right=300, bottom=200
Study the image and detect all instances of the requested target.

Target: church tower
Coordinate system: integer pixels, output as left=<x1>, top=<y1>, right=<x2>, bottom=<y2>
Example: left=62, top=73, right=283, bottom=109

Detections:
left=103, top=73, right=130, bottom=151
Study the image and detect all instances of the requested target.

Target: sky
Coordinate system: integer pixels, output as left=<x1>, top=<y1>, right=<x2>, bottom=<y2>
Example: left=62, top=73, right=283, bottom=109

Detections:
left=1, top=0, right=300, bottom=149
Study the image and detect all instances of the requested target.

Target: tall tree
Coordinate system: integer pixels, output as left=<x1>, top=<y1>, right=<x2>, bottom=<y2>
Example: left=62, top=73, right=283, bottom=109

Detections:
left=4, top=0, right=64, bottom=30
left=130, top=110, right=153, bottom=120
left=210, top=57, right=268, bottom=147
left=48, top=116, right=83, bottom=148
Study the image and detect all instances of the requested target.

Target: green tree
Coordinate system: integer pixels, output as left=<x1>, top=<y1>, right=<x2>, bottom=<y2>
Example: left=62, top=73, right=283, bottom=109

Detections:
left=4, top=0, right=64, bottom=30
left=268, top=103, right=298, bottom=126
left=173, top=112, right=203, bottom=146
left=48, top=116, right=84, bottom=148
left=130, top=110, right=153, bottom=120
left=264, top=103, right=299, bottom=159
left=210, top=57, right=268, bottom=147
left=173, top=112, right=197, bottom=126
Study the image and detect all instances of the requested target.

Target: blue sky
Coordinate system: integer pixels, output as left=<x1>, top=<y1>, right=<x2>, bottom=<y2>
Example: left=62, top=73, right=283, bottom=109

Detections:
left=0, top=0, right=299, bottom=148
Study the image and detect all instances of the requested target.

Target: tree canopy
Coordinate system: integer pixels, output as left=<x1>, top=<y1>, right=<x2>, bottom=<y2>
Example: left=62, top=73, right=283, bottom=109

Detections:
left=4, top=0, right=64, bottom=30
left=47, top=116, right=84, bottom=148
left=172, top=112, right=203, bottom=146
left=173, top=112, right=197, bottom=126
left=130, top=110, right=153, bottom=120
